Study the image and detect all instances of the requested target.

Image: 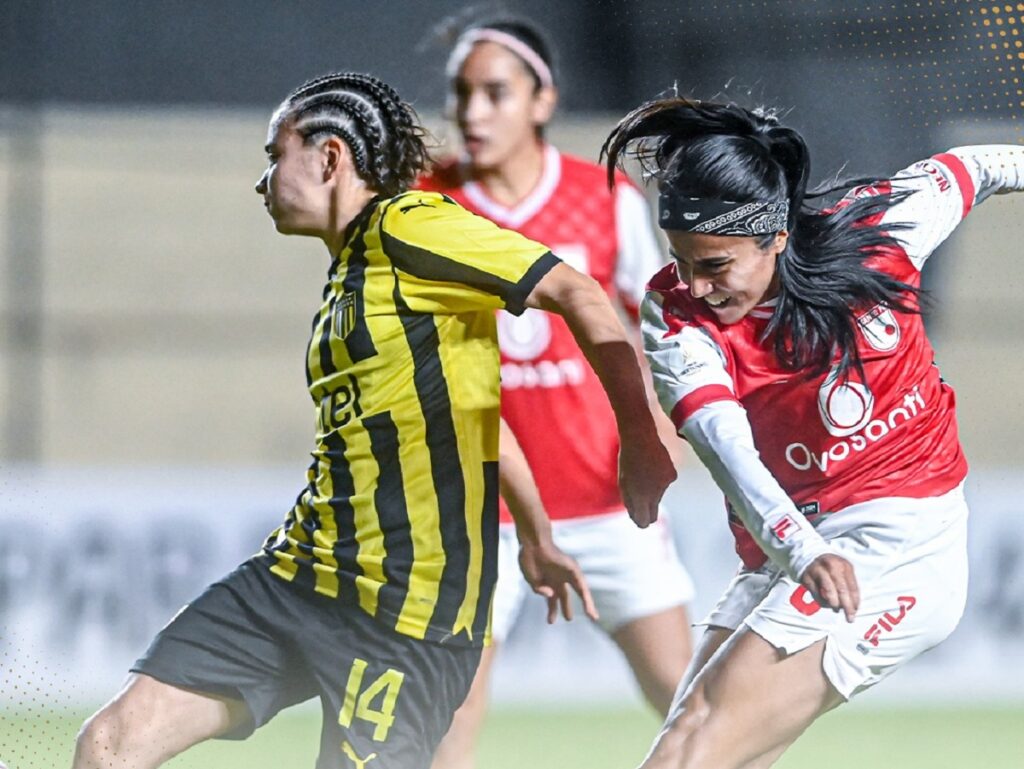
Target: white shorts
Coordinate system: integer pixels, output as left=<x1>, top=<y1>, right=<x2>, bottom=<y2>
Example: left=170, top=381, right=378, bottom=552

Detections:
left=699, top=483, right=969, bottom=700
left=491, top=511, right=695, bottom=642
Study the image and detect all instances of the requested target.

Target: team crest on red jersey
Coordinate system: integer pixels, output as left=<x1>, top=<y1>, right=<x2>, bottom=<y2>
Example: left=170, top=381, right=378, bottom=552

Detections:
left=857, top=304, right=901, bottom=352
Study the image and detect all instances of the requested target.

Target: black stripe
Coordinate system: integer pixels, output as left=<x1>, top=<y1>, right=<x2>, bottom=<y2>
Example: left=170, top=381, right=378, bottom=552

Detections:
left=503, top=251, right=561, bottom=316
left=262, top=470, right=318, bottom=593
left=323, top=430, right=362, bottom=606
left=340, top=220, right=378, bottom=363
left=392, top=284, right=470, bottom=637
left=364, top=411, right=414, bottom=620
left=471, top=460, right=499, bottom=640
left=305, top=309, right=323, bottom=390
left=380, top=226, right=518, bottom=300
left=316, top=295, right=338, bottom=386
left=327, top=195, right=383, bottom=282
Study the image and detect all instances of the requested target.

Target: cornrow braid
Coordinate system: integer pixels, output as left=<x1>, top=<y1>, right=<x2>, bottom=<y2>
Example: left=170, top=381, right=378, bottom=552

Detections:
left=293, top=91, right=381, bottom=179
left=278, top=72, right=429, bottom=197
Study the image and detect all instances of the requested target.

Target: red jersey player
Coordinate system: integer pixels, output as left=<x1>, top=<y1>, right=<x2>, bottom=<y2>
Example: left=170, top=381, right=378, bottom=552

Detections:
left=603, top=95, right=1024, bottom=769
left=420, top=18, right=694, bottom=769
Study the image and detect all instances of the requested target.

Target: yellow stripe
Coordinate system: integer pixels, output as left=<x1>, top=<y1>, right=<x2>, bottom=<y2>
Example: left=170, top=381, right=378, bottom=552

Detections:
left=393, top=410, right=444, bottom=639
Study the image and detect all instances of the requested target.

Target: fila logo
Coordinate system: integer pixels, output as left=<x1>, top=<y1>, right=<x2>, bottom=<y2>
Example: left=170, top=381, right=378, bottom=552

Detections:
left=859, top=595, right=918, bottom=652
left=772, top=514, right=798, bottom=541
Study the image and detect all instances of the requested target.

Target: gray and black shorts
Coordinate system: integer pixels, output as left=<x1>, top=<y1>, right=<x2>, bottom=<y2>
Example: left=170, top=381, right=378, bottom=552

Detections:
left=132, top=556, right=481, bottom=769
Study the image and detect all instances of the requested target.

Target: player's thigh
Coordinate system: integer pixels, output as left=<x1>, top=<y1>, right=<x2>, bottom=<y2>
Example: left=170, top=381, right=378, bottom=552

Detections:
left=649, top=628, right=841, bottom=769
left=79, top=672, right=250, bottom=760
left=554, top=512, right=694, bottom=633
left=130, top=557, right=317, bottom=740
left=664, top=625, right=733, bottom=714
left=308, top=603, right=482, bottom=769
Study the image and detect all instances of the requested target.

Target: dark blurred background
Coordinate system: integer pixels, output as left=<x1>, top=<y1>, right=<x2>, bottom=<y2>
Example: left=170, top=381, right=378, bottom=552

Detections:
left=4, top=0, right=1018, bottom=175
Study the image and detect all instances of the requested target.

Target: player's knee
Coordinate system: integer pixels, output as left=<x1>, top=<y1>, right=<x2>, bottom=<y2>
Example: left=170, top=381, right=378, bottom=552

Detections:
left=664, top=695, right=711, bottom=745
left=75, top=705, right=133, bottom=762
left=643, top=697, right=709, bottom=769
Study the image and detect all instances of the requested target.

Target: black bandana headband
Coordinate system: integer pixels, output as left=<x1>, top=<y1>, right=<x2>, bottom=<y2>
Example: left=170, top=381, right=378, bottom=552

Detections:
left=658, top=193, right=789, bottom=236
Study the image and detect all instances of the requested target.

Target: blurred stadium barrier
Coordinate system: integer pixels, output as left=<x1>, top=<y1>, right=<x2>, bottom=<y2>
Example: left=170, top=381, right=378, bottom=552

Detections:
left=0, top=464, right=1021, bottom=708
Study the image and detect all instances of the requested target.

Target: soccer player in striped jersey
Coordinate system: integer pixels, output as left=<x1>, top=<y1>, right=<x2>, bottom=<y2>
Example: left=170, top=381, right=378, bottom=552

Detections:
left=418, top=18, right=694, bottom=769
left=602, top=97, right=1024, bottom=768
left=71, top=73, right=673, bottom=769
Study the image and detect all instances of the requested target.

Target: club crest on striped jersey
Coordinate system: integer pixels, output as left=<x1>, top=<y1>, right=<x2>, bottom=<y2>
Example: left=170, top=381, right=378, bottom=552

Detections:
left=856, top=304, right=900, bottom=352
left=335, top=291, right=358, bottom=339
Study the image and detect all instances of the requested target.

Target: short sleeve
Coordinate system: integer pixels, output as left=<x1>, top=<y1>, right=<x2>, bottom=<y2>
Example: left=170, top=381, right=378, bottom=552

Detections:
left=379, top=192, right=560, bottom=315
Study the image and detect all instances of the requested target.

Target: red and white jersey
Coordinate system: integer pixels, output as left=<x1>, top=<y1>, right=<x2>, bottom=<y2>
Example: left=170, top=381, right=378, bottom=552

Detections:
left=419, top=145, right=666, bottom=521
left=642, top=145, right=1024, bottom=569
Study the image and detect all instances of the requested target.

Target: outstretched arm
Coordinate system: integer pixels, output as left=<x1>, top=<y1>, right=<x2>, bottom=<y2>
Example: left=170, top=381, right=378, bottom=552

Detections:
left=682, top=402, right=858, bottom=621
left=525, top=262, right=677, bottom=528
left=498, top=417, right=598, bottom=624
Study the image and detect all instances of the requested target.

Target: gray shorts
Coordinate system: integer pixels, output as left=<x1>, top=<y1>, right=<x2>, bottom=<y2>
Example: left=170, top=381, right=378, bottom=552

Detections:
left=133, top=555, right=481, bottom=769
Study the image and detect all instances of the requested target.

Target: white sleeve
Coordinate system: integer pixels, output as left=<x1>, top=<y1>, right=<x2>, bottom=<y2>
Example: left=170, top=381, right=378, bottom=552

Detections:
left=640, top=291, right=736, bottom=427
left=682, top=401, right=835, bottom=581
left=641, top=290, right=833, bottom=580
left=615, top=185, right=668, bottom=313
left=947, top=144, right=1024, bottom=202
left=882, top=144, right=1024, bottom=270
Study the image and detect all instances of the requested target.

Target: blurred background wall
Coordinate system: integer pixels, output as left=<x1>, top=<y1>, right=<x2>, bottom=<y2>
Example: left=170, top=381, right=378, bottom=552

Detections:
left=1, top=0, right=1023, bottom=727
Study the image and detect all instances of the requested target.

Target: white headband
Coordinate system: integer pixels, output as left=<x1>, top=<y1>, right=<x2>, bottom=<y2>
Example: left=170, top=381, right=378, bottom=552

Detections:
left=446, top=28, right=554, bottom=90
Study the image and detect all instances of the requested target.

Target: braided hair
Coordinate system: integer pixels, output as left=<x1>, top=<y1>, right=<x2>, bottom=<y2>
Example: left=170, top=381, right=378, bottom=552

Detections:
left=602, top=96, right=924, bottom=381
left=276, top=72, right=429, bottom=197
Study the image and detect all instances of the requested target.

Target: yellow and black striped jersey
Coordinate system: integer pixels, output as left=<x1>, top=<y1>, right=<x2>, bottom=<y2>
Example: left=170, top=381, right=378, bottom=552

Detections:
left=263, top=191, right=559, bottom=647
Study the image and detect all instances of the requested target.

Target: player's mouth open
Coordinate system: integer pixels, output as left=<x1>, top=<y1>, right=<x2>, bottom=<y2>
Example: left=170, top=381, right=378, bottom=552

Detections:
left=705, top=295, right=729, bottom=308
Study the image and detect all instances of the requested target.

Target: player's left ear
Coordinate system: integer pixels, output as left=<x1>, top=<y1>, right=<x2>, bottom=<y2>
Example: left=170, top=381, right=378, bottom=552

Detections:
left=531, top=86, right=558, bottom=127
left=771, top=230, right=789, bottom=256
left=321, top=135, right=348, bottom=182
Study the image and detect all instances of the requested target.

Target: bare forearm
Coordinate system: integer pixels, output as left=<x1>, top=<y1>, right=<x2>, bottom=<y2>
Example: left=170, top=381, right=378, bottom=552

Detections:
left=524, top=262, right=676, bottom=525
left=530, top=270, right=656, bottom=434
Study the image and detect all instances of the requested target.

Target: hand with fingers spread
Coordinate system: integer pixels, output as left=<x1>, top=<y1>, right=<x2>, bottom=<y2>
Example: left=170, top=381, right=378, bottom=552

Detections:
left=800, top=553, right=860, bottom=622
left=519, top=539, right=599, bottom=624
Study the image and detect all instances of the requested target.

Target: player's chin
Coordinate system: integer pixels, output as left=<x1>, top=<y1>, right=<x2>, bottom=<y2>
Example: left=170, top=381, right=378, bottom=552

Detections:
left=716, top=301, right=754, bottom=325
left=270, top=216, right=302, bottom=235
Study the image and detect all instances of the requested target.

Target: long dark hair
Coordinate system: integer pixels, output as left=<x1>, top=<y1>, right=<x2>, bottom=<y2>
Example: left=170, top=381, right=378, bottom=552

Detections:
left=602, top=97, right=923, bottom=380
left=278, top=72, right=429, bottom=197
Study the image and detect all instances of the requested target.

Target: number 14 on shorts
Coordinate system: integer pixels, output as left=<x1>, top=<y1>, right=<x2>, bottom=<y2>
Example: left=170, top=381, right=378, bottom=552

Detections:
left=339, top=658, right=406, bottom=742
